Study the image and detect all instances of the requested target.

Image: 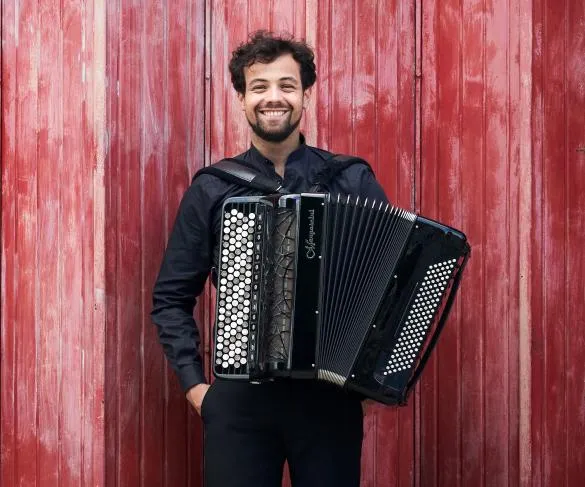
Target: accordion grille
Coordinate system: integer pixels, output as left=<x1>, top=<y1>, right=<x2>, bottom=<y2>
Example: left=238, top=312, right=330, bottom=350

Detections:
left=261, top=207, right=297, bottom=367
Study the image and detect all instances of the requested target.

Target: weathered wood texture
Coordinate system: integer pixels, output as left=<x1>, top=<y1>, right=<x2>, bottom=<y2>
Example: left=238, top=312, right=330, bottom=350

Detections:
left=103, top=0, right=207, bottom=486
left=1, top=0, right=584, bottom=486
left=1, top=0, right=107, bottom=485
left=419, top=0, right=585, bottom=486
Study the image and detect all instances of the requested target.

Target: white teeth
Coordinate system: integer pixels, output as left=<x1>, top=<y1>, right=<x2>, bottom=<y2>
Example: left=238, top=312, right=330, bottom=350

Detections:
left=261, top=110, right=286, bottom=116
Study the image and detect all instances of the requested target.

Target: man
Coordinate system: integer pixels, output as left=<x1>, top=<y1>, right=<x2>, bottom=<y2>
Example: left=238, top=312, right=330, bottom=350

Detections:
left=152, top=30, right=388, bottom=487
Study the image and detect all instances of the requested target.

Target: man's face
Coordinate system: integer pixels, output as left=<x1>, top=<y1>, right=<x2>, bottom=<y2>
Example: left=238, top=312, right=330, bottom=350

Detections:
left=238, top=53, right=311, bottom=143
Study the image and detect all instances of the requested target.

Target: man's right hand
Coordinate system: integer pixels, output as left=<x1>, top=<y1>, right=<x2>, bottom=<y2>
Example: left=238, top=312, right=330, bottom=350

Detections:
left=186, top=383, right=211, bottom=416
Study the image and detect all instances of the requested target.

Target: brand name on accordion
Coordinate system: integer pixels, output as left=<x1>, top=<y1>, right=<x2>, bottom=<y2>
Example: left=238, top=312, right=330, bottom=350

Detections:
left=304, top=209, right=317, bottom=259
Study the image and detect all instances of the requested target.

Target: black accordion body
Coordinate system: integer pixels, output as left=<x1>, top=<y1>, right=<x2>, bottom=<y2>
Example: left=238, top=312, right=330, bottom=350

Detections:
left=212, top=193, right=470, bottom=405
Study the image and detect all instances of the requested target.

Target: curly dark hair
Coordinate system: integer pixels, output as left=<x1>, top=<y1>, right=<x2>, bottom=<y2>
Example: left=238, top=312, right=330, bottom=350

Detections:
left=229, top=30, right=317, bottom=94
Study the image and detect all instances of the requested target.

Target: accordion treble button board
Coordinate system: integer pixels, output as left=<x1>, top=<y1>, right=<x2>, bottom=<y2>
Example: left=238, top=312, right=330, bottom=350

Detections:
left=214, top=202, right=265, bottom=378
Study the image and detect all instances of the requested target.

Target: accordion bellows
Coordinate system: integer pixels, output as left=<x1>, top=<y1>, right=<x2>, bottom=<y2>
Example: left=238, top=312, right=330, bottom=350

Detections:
left=212, top=193, right=470, bottom=405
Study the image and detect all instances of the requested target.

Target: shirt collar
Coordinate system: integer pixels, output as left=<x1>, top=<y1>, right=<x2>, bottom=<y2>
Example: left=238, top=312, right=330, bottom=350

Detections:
left=249, top=134, right=307, bottom=167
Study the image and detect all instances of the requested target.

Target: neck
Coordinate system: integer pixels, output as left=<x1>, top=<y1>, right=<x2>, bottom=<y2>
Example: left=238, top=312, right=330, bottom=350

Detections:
left=251, top=130, right=301, bottom=176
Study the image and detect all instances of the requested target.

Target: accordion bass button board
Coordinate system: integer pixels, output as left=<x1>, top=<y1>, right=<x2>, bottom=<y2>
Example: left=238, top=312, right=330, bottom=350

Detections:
left=212, top=193, right=470, bottom=405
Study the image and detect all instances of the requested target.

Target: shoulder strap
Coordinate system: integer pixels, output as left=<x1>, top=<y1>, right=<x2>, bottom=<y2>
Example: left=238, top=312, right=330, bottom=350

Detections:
left=193, top=158, right=286, bottom=194
left=195, top=153, right=372, bottom=194
left=309, top=154, right=373, bottom=192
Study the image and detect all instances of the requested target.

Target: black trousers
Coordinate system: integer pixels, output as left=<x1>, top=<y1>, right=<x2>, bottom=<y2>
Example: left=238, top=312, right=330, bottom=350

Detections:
left=201, top=378, right=363, bottom=487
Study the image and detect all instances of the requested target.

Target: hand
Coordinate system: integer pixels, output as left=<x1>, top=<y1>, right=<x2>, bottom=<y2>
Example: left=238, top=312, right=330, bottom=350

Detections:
left=186, top=383, right=211, bottom=416
left=361, top=399, right=379, bottom=412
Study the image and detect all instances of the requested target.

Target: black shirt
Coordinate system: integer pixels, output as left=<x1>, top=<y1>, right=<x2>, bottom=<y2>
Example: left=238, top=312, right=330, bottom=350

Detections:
left=151, top=135, right=389, bottom=392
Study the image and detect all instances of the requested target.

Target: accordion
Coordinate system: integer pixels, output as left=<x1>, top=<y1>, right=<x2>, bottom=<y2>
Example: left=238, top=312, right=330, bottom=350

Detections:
left=212, top=193, right=470, bottom=405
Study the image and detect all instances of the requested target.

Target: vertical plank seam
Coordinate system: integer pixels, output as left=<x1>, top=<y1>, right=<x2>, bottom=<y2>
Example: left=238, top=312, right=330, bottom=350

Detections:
left=185, top=0, right=194, bottom=482
left=563, top=0, right=569, bottom=484
left=93, top=0, right=107, bottom=483
left=139, top=1, right=146, bottom=485
left=115, top=0, right=123, bottom=483
left=505, top=0, right=508, bottom=487
left=58, top=0, right=65, bottom=483
left=540, top=1, right=546, bottom=484
left=327, top=0, right=332, bottom=150
left=413, top=0, right=423, bottom=483
left=481, top=0, right=487, bottom=484
left=351, top=0, right=355, bottom=155
left=13, top=1, right=20, bottom=482
left=414, top=0, right=422, bottom=213
left=457, top=0, right=464, bottom=484
left=35, top=1, right=41, bottom=484
left=81, top=3, right=88, bottom=484
left=162, top=0, right=170, bottom=484
left=517, top=0, right=533, bottom=483
left=374, top=0, right=379, bottom=178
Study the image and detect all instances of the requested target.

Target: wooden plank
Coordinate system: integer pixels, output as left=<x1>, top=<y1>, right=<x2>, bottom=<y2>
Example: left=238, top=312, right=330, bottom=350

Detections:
left=506, top=0, right=522, bottom=484
left=529, top=0, right=545, bottom=484
left=1, top=0, right=19, bottom=485
left=302, top=0, right=317, bottom=143
left=186, top=1, right=208, bottom=483
left=104, top=1, right=121, bottom=485
left=352, top=0, right=376, bottom=164
left=141, top=0, right=166, bottom=485
left=79, top=1, right=105, bottom=484
left=224, top=0, right=250, bottom=158
left=13, top=1, right=40, bottom=485
left=116, top=0, right=142, bottom=485
left=420, top=0, right=458, bottom=484
left=314, top=0, right=331, bottom=149
left=540, top=1, right=568, bottom=485
left=458, top=0, right=487, bottom=486
left=37, top=0, right=63, bottom=484
left=375, top=0, right=400, bottom=197
left=478, top=0, right=513, bottom=484
left=566, top=0, right=585, bottom=483
left=517, top=0, right=534, bottom=484
left=328, top=0, right=354, bottom=155
left=164, top=0, right=191, bottom=484
left=248, top=0, right=270, bottom=33
left=61, top=0, right=85, bottom=484
left=88, top=1, right=108, bottom=484
left=434, top=2, right=464, bottom=486
left=419, top=0, right=439, bottom=467
left=271, top=0, right=294, bottom=34
left=395, top=0, right=416, bottom=212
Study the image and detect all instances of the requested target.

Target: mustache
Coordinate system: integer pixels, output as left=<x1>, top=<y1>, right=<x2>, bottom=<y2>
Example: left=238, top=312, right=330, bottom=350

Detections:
left=256, top=103, right=291, bottom=110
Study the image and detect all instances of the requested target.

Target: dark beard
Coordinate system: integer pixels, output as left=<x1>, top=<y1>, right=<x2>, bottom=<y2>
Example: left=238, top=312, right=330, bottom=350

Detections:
left=247, top=113, right=301, bottom=143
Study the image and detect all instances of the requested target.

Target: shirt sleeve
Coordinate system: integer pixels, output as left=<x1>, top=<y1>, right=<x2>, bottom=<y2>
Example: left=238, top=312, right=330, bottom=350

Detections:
left=151, top=176, right=217, bottom=392
left=335, top=163, right=390, bottom=204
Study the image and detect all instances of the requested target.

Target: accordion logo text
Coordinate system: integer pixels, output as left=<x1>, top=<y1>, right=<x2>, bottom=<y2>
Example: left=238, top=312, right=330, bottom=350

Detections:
left=212, top=193, right=470, bottom=405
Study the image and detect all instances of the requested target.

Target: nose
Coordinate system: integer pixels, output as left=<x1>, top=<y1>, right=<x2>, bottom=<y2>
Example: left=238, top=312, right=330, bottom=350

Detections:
left=266, top=85, right=283, bottom=103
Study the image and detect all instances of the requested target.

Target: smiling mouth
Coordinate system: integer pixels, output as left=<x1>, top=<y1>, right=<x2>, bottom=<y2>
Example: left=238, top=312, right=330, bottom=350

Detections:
left=258, top=110, right=289, bottom=119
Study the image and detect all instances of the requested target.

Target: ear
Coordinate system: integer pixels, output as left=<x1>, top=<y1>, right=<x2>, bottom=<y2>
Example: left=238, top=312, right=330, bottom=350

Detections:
left=237, top=91, right=246, bottom=110
left=302, top=87, right=312, bottom=109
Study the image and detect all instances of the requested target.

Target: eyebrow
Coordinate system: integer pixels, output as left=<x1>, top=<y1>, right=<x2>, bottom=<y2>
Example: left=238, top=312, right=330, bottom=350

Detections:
left=248, top=76, right=299, bottom=85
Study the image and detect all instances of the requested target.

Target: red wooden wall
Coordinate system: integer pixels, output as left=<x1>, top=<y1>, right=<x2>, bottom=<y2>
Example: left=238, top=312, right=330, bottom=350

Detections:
left=1, top=1, right=107, bottom=485
left=104, top=1, right=207, bottom=486
left=2, top=1, right=584, bottom=486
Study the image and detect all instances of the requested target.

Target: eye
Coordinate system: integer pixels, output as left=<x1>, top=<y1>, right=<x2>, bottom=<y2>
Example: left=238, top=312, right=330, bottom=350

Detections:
left=251, top=85, right=266, bottom=92
left=281, top=84, right=296, bottom=91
